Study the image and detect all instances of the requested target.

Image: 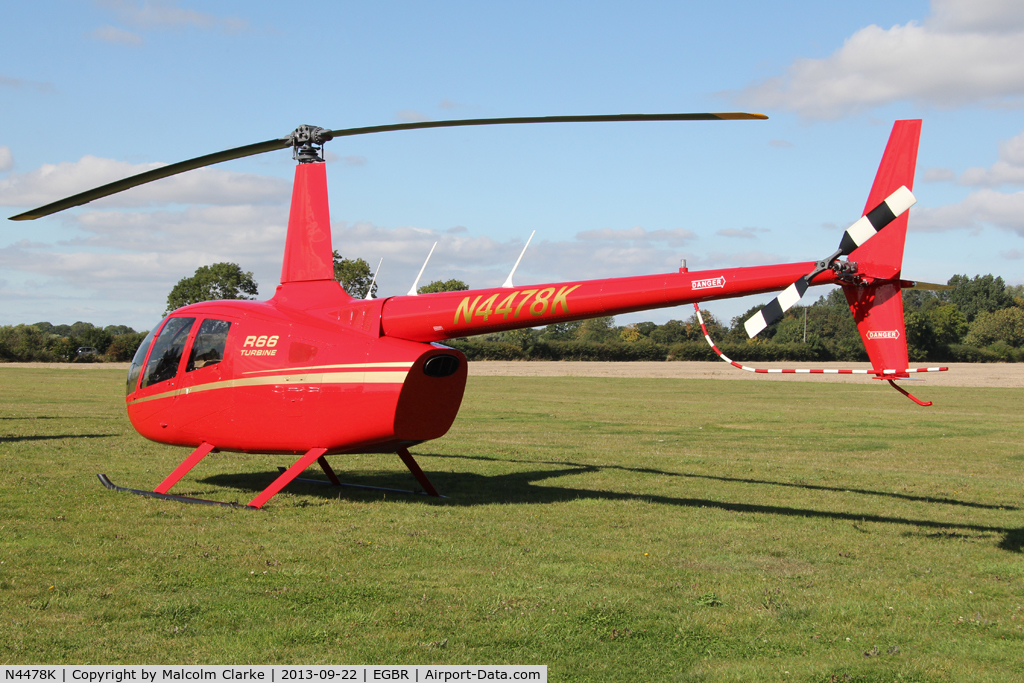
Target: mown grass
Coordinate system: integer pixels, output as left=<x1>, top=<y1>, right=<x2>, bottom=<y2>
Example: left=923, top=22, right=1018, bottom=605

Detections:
left=1, top=367, right=1023, bottom=681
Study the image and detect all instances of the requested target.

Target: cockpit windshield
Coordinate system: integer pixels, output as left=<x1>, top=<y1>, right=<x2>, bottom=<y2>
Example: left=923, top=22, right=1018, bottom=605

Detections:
left=141, top=317, right=196, bottom=388
left=126, top=326, right=157, bottom=395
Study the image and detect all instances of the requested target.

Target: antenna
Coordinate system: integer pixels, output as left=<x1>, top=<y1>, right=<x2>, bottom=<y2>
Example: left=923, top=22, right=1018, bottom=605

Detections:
left=407, top=242, right=437, bottom=296
left=364, top=258, right=383, bottom=299
left=502, top=230, right=535, bottom=288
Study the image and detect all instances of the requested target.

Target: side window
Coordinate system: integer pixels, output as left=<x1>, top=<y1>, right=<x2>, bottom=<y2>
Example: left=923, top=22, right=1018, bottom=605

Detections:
left=187, top=319, right=232, bottom=372
left=141, top=317, right=196, bottom=388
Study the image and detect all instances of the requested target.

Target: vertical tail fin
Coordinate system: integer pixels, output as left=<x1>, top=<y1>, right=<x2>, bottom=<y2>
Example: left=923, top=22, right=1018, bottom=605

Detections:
left=842, top=120, right=921, bottom=378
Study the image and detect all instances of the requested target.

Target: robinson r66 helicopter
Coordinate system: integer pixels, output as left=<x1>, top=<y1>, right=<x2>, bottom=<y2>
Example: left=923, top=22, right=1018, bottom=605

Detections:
left=11, top=113, right=944, bottom=508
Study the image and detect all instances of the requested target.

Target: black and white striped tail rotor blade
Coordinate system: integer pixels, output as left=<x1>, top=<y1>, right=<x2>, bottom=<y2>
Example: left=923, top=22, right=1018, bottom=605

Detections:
left=744, top=186, right=916, bottom=339
left=743, top=274, right=811, bottom=338
left=837, top=186, right=916, bottom=255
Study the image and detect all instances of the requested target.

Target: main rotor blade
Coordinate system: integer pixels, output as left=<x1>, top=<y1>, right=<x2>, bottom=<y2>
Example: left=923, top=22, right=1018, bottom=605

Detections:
left=9, top=137, right=291, bottom=221
left=9, top=112, right=766, bottom=221
left=323, top=112, right=767, bottom=139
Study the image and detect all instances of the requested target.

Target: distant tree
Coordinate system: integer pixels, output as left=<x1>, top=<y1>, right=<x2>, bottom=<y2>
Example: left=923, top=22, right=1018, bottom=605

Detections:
left=541, top=320, right=583, bottom=341
left=904, top=311, right=933, bottom=360
left=942, top=274, right=1013, bottom=322
left=619, top=324, right=642, bottom=343
left=686, top=311, right=726, bottom=341
left=650, top=319, right=690, bottom=345
left=103, top=324, right=136, bottom=337
left=1007, top=284, right=1024, bottom=307
left=418, top=279, right=469, bottom=294
left=505, top=327, right=536, bottom=350
left=728, top=305, right=783, bottom=341
left=0, top=325, right=62, bottom=362
left=51, top=336, right=77, bottom=362
left=964, top=308, right=1024, bottom=348
left=902, top=289, right=941, bottom=315
left=927, top=304, right=969, bottom=347
left=576, top=316, right=616, bottom=343
left=333, top=252, right=377, bottom=298
left=75, top=325, right=114, bottom=354
left=106, top=332, right=149, bottom=361
left=166, top=263, right=258, bottom=314
left=771, top=311, right=809, bottom=345
left=634, top=322, right=657, bottom=338
left=805, top=289, right=864, bottom=361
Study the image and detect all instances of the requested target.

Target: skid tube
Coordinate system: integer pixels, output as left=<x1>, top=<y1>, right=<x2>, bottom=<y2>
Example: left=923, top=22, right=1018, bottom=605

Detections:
left=97, top=474, right=255, bottom=509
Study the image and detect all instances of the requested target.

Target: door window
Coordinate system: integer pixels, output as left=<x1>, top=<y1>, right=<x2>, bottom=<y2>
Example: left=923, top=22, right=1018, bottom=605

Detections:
left=187, top=319, right=232, bottom=372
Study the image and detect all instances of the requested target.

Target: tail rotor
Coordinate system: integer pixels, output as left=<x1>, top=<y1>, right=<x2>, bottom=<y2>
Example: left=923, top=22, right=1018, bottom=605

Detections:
left=743, top=186, right=916, bottom=338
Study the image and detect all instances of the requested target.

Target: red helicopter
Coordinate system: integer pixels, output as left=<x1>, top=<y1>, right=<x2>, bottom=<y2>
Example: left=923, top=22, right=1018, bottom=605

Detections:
left=11, top=114, right=939, bottom=508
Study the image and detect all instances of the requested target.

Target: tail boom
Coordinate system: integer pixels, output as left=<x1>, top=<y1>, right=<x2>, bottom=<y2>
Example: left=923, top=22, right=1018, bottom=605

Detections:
left=380, top=262, right=839, bottom=343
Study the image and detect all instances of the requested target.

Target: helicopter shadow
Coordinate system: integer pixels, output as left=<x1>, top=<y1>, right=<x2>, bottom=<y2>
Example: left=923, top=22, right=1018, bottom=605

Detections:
left=201, top=453, right=1024, bottom=554
left=1, top=433, right=119, bottom=443
left=430, top=452, right=1020, bottom=512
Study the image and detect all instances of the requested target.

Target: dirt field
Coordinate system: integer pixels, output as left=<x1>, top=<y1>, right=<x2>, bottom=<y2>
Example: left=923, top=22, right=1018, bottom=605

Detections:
left=468, top=360, right=1024, bottom=388
left=4, top=360, right=1021, bottom=387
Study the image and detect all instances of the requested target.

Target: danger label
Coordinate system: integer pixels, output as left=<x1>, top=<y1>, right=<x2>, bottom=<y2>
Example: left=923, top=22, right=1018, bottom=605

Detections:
left=692, top=276, right=726, bottom=291
left=867, top=330, right=900, bottom=340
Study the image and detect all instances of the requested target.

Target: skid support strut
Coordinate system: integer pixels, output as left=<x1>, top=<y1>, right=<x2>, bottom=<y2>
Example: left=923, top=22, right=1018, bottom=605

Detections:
left=248, top=447, right=328, bottom=508
left=398, top=447, right=440, bottom=497
left=155, top=442, right=216, bottom=494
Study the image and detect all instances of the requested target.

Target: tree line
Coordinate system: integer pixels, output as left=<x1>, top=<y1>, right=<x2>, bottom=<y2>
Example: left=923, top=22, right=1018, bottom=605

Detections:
left=448, top=274, right=1024, bottom=363
left=2, top=261, right=1021, bottom=363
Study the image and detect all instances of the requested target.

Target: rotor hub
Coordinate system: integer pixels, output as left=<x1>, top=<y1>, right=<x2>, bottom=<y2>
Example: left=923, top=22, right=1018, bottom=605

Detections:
left=288, top=125, right=334, bottom=163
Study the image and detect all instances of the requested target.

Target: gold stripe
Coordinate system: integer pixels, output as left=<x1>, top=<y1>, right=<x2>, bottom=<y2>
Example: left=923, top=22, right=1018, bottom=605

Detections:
left=127, top=370, right=410, bottom=406
left=242, top=361, right=415, bottom=376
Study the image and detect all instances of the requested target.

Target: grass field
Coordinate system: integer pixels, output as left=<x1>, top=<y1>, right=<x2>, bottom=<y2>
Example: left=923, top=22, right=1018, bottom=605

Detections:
left=1, top=367, right=1023, bottom=681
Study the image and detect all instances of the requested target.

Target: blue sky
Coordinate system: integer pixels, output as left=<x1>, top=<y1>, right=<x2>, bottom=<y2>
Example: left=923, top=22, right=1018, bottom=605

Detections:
left=3, top=0, right=1024, bottom=331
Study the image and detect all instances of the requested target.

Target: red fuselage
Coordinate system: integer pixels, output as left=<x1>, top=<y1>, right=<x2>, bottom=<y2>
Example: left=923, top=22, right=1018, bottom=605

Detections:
left=124, top=160, right=839, bottom=458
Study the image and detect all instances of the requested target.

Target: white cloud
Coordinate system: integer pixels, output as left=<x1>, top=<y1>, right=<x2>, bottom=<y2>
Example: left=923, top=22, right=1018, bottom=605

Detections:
left=90, top=25, right=144, bottom=45
left=396, top=109, right=431, bottom=123
left=0, top=204, right=288, bottom=308
left=910, top=130, right=1024, bottom=239
left=575, top=225, right=697, bottom=246
left=716, top=227, right=769, bottom=239
left=958, top=131, right=1024, bottom=187
left=0, top=146, right=12, bottom=172
left=924, top=167, right=956, bottom=182
left=734, top=0, right=1024, bottom=119
left=929, top=0, right=1024, bottom=33
left=1, top=200, right=788, bottom=327
left=914, top=188, right=1024, bottom=236
left=0, top=73, right=55, bottom=93
left=96, top=0, right=250, bottom=33
left=0, top=155, right=290, bottom=209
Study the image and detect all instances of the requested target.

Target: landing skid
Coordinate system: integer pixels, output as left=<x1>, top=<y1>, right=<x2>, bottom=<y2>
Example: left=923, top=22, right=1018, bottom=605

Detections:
left=97, top=474, right=254, bottom=509
left=97, top=446, right=443, bottom=508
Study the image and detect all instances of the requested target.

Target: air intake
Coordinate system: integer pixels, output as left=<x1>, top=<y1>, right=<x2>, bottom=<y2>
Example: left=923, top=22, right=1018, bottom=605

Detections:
left=423, top=354, right=460, bottom=378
